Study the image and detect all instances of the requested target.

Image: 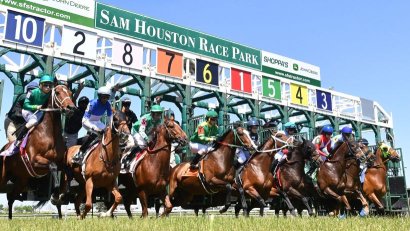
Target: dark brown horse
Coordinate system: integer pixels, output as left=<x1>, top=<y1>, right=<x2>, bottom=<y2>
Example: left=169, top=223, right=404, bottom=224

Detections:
left=276, top=137, right=321, bottom=216
left=0, top=85, right=75, bottom=219
left=341, top=145, right=372, bottom=216
left=363, top=142, right=400, bottom=213
left=65, top=110, right=130, bottom=219
left=219, top=131, right=291, bottom=216
left=162, top=125, right=256, bottom=216
left=317, top=141, right=365, bottom=216
left=119, top=115, right=188, bottom=218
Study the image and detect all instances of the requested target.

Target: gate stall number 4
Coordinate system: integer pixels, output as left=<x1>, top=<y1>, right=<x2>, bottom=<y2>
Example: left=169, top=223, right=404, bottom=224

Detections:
left=5, top=10, right=45, bottom=47
left=61, top=26, right=97, bottom=61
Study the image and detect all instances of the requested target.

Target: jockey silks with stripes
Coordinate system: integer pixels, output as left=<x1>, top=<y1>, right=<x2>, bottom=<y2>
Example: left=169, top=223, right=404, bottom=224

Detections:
left=72, top=86, right=114, bottom=165
left=189, top=110, right=219, bottom=169
left=270, top=121, right=297, bottom=177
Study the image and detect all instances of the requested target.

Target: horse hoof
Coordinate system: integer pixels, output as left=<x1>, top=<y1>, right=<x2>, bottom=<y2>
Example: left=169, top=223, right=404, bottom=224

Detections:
left=328, top=212, right=335, bottom=216
left=359, top=209, right=368, bottom=217
left=99, top=212, right=110, bottom=218
left=50, top=196, right=60, bottom=206
left=338, top=214, right=346, bottom=219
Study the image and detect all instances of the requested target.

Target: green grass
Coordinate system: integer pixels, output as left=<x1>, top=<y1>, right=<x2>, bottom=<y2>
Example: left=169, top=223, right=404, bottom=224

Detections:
left=0, top=216, right=409, bottom=231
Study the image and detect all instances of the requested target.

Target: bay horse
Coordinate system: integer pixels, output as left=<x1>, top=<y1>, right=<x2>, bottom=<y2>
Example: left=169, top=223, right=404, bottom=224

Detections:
left=363, top=142, right=400, bottom=214
left=65, top=110, right=130, bottom=219
left=119, top=115, right=188, bottom=218
left=161, top=125, right=256, bottom=216
left=317, top=141, right=365, bottom=216
left=219, top=131, right=292, bottom=217
left=341, top=145, right=372, bottom=216
left=0, top=85, right=75, bottom=219
left=276, top=136, right=321, bottom=216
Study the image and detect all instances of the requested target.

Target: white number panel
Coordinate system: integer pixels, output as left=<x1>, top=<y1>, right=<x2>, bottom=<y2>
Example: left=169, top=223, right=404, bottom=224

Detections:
left=112, top=39, right=143, bottom=70
left=61, top=26, right=97, bottom=61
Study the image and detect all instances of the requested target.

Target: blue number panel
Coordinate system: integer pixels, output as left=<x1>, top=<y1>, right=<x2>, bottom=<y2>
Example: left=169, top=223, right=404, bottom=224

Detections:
left=316, top=89, right=332, bottom=111
left=196, top=59, right=219, bottom=86
left=5, top=10, right=45, bottom=47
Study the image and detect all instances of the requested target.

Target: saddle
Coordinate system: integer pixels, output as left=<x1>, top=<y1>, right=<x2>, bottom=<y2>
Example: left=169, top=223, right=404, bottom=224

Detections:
left=120, top=148, right=146, bottom=174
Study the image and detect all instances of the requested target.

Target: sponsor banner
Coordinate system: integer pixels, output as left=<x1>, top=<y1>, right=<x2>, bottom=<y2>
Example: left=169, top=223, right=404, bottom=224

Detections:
left=262, top=51, right=321, bottom=87
left=95, top=3, right=261, bottom=70
left=0, top=0, right=95, bottom=27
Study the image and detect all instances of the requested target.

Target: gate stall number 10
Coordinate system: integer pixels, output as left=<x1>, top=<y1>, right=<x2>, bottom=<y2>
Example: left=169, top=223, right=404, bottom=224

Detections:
left=5, top=10, right=45, bottom=47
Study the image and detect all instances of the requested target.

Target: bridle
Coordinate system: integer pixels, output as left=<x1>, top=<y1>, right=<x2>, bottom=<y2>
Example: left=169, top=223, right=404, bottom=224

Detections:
left=40, top=86, right=72, bottom=112
left=216, top=128, right=253, bottom=150
left=148, top=121, right=187, bottom=154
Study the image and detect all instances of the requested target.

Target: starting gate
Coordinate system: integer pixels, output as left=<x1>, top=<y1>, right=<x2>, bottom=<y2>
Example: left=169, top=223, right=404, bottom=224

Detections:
left=0, top=0, right=407, bottom=214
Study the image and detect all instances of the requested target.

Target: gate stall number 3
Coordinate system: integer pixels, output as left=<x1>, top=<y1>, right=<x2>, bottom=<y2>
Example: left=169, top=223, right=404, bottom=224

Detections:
left=5, top=10, right=45, bottom=47
left=61, top=26, right=97, bottom=61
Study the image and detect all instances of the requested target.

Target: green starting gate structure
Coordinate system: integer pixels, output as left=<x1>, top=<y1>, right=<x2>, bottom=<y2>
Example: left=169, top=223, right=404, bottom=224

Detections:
left=0, top=1, right=407, bottom=214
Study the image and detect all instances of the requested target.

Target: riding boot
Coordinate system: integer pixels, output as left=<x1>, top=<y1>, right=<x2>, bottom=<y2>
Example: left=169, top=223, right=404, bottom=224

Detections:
left=10, top=126, right=29, bottom=155
left=189, top=154, right=202, bottom=170
left=122, top=146, right=141, bottom=169
left=72, top=133, right=97, bottom=165
left=235, top=162, right=245, bottom=179
left=307, top=166, right=317, bottom=176
left=270, top=159, right=279, bottom=176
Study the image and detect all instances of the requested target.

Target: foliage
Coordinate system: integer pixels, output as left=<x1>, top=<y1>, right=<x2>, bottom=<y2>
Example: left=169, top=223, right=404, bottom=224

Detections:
left=0, top=216, right=409, bottom=231
left=13, top=205, right=34, bottom=213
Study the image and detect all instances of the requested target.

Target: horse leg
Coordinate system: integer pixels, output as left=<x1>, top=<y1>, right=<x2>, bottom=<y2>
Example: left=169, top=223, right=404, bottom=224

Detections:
left=101, top=184, right=122, bottom=218
left=286, top=187, right=313, bottom=216
left=80, top=178, right=94, bottom=219
left=367, top=192, right=384, bottom=212
left=322, top=187, right=351, bottom=210
left=245, top=186, right=267, bottom=214
left=355, top=190, right=369, bottom=216
left=138, top=190, right=149, bottom=218
left=155, top=198, right=162, bottom=218
left=74, top=185, right=85, bottom=218
left=219, top=184, right=232, bottom=214
left=279, top=191, right=296, bottom=216
left=123, top=193, right=134, bottom=219
left=234, top=202, right=241, bottom=218
left=7, top=193, right=15, bottom=220
left=238, top=185, right=249, bottom=217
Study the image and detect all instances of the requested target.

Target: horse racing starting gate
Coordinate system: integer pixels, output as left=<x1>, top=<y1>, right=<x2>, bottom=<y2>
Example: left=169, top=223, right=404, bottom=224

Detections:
left=0, top=0, right=407, bottom=214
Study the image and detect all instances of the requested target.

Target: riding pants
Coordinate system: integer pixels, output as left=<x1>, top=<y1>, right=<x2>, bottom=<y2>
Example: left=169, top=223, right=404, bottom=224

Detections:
left=22, top=109, right=44, bottom=129
left=274, top=150, right=287, bottom=161
left=189, top=142, right=213, bottom=155
left=133, top=133, right=148, bottom=149
left=236, top=148, right=250, bottom=164
left=82, top=118, right=105, bottom=132
left=4, top=117, right=17, bottom=142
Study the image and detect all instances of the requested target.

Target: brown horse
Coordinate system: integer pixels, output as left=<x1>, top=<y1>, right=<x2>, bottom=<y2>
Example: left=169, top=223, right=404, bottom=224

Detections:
left=341, top=145, right=372, bottom=216
left=363, top=142, right=400, bottom=213
left=276, top=137, right=321, bottom=216
left=162, top=125, right=256, bottom=216
left=219, top=131, right=291, bottom=217
left=119, top=115, right=188, bottom=218
left=65, top=110, right=130, bottom=219
left=0, top=85, right=75, bottom=219
left=317, top=141, right=365, bottom=216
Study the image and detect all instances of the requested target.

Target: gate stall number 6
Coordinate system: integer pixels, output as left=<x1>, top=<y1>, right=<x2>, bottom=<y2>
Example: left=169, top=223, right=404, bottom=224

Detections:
left=61, top=26, right=97, bottom=61
left=5, top=10, right=45, bottom=47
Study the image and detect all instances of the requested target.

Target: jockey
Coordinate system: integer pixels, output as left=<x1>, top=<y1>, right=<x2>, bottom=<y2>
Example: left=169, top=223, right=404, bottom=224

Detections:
left=264, top=119, right=278, bottom=132
left=235, top=118, right=259, bottom=173
left=3, top=75, right=53, bottom=156
left=312, top=125, right=334, bottom=161
left=4, top=81, right=38, bottom=142
left=132, top=104, right=163, bottom=150
left=189, top=110, right=219, bottom=169
left=331, top=126, right=353, bottom=150
left=270, top=121, right=297, bottom=177
left=72, top=86, right=113, bottom=165
left=358, top=138, right=370, bottom=183
left=121, top=97, right=138, bottom=131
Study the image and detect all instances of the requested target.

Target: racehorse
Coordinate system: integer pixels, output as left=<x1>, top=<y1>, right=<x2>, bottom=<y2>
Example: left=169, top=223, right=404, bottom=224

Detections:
left=317, top=141, right=365, bottom=216
left=0, top=85, right=75, bottom=219
left=119, top=115, right=188, bottom=218
left=276, top=136, right=321, bottom=216
left=64, top=110, right=130, bottom=219
left=341, top=145, right=372, bottom=216
left=161, top=125, right=256, bottom=217
left=363, top=142, right=400, bottom=214
left=219, top=131, right=292, bottom=217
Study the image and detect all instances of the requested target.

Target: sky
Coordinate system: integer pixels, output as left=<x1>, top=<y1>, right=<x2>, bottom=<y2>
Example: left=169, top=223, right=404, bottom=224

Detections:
left=0, top=0, right=409, bottom=207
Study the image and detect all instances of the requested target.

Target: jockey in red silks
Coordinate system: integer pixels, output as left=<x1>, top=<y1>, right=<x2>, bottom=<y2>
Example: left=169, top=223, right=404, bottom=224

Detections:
left=312, top=124, right=334, bottom=161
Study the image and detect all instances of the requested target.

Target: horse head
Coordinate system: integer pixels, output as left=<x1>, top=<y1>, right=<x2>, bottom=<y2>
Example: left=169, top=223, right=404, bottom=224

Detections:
left=51, top=85, right=76, bottom=116
left=112, top=110, right=131, bottom=145
left=378, top=142, right=400, bottom=163
left=233, top=124, right=257, bottom=153
left=162, top=116, right=188, bottom=146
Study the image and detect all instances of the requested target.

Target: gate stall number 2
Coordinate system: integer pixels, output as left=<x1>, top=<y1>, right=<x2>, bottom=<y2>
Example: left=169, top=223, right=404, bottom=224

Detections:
left=5, top=10, right=45, bottom=48
left=61, top=26, right=97, bottom=61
